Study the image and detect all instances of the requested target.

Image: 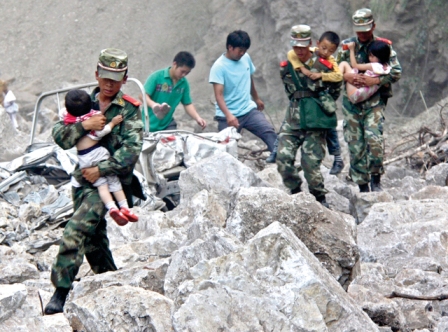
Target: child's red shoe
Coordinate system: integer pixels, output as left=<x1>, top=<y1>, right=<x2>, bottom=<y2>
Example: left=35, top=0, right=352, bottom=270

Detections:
left=120, top=207, right=138, bottom=222
left=109, top=207, right=129, bottom=226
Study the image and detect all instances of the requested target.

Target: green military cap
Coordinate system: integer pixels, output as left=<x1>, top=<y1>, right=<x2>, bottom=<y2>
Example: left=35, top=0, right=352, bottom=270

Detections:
left=97, top=48, right=128, bottom=81
left=352, top=8, right=374, bottom=32
left=290, top=25, right=311, bottom=47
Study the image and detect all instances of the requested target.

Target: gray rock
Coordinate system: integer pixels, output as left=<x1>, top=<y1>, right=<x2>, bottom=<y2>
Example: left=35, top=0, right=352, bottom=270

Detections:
left=173, top=222, right=378, bottom=331
left=71, top=259, right=170, bottom=299
left=349, top=191, right=394, bottom=225
left=0, top=283, right=27, bottom=323
left=227, top=187, right=359, bottom=288
left=425, top=163, right=448, bottom=186
left=66, top=286, right=173, bottom=332
left=179, top=152, right=269, bottom=212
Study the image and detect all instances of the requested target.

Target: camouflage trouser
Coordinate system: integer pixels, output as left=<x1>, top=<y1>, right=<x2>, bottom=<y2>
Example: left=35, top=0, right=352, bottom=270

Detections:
left=276, top=121, right=328, bottom=199
left=51, top=186, right=117, bottom=289
left=342, top=98, right=385, bottom=185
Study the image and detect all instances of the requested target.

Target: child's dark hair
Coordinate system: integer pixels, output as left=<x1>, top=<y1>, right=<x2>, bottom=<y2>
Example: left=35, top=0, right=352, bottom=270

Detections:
left=368, top=40, right=391, bottom=64
left=65, top=89, right=92, bottom=117
left=173, top=51, right=196, bottom=69
left=319, top=31, right=340, bottom=47
left=226, top=30, right=251, bottom=50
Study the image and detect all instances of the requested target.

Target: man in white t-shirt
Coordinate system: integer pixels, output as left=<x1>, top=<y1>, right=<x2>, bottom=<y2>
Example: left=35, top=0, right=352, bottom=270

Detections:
left=209, top=30, right=277, bottom=161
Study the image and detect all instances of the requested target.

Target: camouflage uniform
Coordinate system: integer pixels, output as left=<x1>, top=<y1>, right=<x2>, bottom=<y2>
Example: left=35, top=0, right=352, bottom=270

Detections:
left=336, top=10, right=402, bottom=185
left=50, top=88, right=143, bottom=288
left=277, top=25, right=341, bottom=199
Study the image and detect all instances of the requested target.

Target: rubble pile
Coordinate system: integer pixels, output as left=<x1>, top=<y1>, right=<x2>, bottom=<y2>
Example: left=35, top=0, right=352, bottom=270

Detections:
left=2, top=99, right=448, bottom=331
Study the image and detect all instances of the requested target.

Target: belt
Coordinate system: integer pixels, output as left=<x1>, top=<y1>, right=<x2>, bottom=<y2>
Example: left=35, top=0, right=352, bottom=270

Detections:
left=293, top=90, right=319, bottom=99
left=78, top=144, right=101, bottom=155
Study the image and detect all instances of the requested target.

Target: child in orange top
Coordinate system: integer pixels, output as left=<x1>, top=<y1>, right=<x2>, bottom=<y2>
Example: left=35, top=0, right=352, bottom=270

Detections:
left=287, top=31, right=345, bottom=175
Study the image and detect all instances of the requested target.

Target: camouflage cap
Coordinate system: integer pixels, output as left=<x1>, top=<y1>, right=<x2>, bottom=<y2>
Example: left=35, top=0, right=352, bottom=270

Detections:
left=290, top=25, right=311, bottom=47
left=352, top=8, right=374, bottom=32
left=97, top=48, right=128, bottom=81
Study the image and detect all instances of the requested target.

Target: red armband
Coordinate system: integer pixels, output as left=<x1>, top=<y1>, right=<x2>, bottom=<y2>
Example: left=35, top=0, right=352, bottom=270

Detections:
left=319, top=58, right=333, bottom=69
left=123, top=94, right=142, bottom=107
left=280, top=60, right=288, bottom=67
left=376, top=37, right=392, bottom=45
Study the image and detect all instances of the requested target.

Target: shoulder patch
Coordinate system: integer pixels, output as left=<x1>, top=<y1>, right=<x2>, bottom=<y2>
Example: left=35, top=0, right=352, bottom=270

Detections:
left=122, top=94, right=142, bottom=107
left=280, top=60, right=288, bottom=67
left=319, top=58, right=333, bottom=69
left=376, top=37, right=392, bottom=45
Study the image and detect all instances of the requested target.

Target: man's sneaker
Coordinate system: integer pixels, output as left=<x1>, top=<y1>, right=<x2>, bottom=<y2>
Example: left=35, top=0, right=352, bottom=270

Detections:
left=316, top=196, right=330, bottom=208
left=153, top=103, right=171, bottom=119
left=265, top=151, right=277, bottom=163
left=120, top=207, right=138, bottom=222
left=370, top=174, right=383, bottom=192
left=329, top=160, right=344, bottom=175
left=358, top=183, right=370, bottom=193
left=109, top=208, right=129, bottom=226
left=44, top=287, right=70, bottom=315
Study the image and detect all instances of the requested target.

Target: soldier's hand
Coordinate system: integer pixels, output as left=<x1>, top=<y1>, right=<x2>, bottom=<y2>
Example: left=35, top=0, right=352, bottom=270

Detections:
left=227, top=115, right=239, bottom=128
left=82, top=114, right=106, bottom=131
left=363, top=75, right=381, bottom=87
left=82, top=166, right=101, bottom=183
left=343, top=72, right=357, bottom=85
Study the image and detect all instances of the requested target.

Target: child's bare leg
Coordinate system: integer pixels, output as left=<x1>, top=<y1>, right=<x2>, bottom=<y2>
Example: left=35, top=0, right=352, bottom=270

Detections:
left=339, top=61, right=352, bottom=75
left=112, top=190, right=139, bottom=222
left=339, top=61, right=359, bottom=101
left=98, top=184, right=115, bottom=206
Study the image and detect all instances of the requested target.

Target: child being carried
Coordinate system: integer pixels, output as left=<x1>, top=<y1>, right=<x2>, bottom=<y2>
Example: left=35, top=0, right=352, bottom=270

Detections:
left=64, top=89, right=138, bottom=226
left=339, top=40, right=391, bottom=104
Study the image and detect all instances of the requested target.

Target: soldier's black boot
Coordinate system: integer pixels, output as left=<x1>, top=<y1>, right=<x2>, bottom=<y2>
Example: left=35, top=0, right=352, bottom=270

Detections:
left=329, top=159, right=344, bottom=175
left=290, top=186, right=302, bottom=195
left=358, top=183, right=370, bottom=193
left=370, top=174, right=383, bottom=192
left=44, top=287, right=70, bottom=315
left=316, top=195, right=330, bottom=208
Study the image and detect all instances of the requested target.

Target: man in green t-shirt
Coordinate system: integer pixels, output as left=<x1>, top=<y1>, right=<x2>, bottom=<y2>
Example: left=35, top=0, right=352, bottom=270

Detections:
left=142, top=51, right=207, bottom=132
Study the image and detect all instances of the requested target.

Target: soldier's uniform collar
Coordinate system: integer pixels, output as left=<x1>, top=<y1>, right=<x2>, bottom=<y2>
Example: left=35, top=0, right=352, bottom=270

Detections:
left=92, top=87, right=126, bottom=107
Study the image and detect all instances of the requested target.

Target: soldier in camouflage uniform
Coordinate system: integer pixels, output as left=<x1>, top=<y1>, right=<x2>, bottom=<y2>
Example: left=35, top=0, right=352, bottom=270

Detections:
left=276, top=25, right=342, bottom=207
left=44, top=48, right=143, bottom=315
left=336, top=8, right=402, bottom=192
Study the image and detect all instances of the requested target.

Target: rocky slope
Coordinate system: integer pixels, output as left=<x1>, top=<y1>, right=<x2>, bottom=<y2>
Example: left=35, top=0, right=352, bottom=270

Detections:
left=1, top=0, right=447, bottom=122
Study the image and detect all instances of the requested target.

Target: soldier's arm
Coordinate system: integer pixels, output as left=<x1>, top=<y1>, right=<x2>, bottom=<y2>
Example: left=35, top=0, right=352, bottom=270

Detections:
left=279, top=61, right=295, bottom=100
left=321, top=56, right=343, bottom=82
left=97, top=104, right=143, bottom=178
left=52, top=114, right=105, bottom=149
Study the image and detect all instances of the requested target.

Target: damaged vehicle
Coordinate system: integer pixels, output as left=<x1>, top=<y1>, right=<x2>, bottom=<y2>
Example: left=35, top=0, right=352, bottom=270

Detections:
left=1, top=79, right=240, bottom=228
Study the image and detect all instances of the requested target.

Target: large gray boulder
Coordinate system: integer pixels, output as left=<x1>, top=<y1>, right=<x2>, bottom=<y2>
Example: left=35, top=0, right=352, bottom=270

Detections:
left=226, top=187, right=359, bottom=289
left=172, top=222, right=378, bottom=331
left=179, top=152, right=269, bottom=212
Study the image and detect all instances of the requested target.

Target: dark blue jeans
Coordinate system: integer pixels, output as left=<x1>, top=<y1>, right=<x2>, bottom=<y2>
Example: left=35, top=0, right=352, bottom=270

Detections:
left=326, top=127, right=341, bottom=156
left=215, top=109, right=277, bottom=152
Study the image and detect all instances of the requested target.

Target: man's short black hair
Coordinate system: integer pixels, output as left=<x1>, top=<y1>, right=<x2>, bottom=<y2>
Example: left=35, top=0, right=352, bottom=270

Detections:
left=65, top=89, right=92, bottom=117
left=173, top=51, right=196, bottom=69
left=319, top=31, right=340, bottom=47
left=368, top=40, right=391, bottom=64
left=226, top=30, right=251, bottom=50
